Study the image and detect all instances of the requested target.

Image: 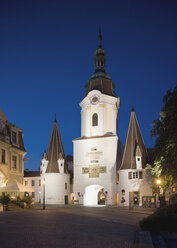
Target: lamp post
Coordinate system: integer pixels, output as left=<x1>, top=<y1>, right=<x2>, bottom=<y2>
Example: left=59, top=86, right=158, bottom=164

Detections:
left=42, top=178, right=46, bottom=210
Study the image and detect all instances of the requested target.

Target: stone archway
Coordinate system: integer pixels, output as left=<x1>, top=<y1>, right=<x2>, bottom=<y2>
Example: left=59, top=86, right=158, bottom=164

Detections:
left=83, top=185, right=105, bottom=206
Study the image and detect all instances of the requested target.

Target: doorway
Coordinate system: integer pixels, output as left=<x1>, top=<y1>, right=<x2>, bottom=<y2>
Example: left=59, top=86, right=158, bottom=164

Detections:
left=83, top=185, right=105, bottom=206
left=133, top=191, right=139, bottom=205
left=64, top=195, right=68, bottom=205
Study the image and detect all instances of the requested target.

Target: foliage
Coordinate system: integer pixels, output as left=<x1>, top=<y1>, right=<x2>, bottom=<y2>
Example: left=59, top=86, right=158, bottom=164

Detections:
left=22, top=195, right=33, bottom=208
left=139, top=204, right=177, bottom=233
left=151, top=85, right=177, bottom=183
left=0, top=194, right=11, bottom=210
left=11, top=196, right=22, bottom=207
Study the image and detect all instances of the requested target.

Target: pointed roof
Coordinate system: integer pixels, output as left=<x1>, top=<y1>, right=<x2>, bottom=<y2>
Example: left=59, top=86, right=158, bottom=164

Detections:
left=0, top=109, right=7, bottom=121
left=45, top=118, right=66, bottom=173
left=119, top=109, right=148, bottom=170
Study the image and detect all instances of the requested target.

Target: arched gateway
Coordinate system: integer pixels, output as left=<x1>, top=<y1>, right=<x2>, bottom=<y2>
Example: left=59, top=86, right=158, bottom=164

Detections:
left=83, top=185, right=106, bottom=206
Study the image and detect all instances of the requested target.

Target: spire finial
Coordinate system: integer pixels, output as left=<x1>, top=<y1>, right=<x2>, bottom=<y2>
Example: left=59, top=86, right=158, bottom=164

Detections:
left=54, top=113, right=57, bottom=122
left=132, top=103, right=135, bottom=112
left=98, top=27, right=102, bottom=48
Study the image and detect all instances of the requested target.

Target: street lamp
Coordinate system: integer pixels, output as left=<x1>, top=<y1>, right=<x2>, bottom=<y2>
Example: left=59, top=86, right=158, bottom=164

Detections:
left=156, top=179, right=161, bottom=185
left=42, top=178, right=46, bottom=210
left=156, top=178, right=161, bottom=208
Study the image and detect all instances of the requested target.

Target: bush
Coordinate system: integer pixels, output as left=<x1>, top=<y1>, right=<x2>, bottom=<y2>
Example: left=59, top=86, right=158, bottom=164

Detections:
left=0, top=195, right=11, bottom=210
left=22, top=195, right=33, bottom=208
left=139, top=204, right=177, bottom=233
left=11, top=196, right=22, bottom=206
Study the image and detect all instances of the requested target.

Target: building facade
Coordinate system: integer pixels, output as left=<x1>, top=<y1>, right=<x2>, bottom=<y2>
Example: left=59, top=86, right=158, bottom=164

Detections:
left=23, top=170, right=41, bottom=203
left=0, top=109, right=27, bottom=197
left=73, top=32, right=121, bottom=206
left=73, top=32, right=153, bottom=207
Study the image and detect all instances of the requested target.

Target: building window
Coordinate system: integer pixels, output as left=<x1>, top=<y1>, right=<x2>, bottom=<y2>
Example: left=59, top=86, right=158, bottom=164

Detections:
left=32, top=192, right=35, bottom=198
left=39, top=180, right=41, bottom=186
left=116, top=173, right=119, bottom=184
left=128, top=171, right=143, bottom=180
left=65, top=183, right=67, bottom=190
left=91, top=148, right=97, bottom=151
left=91, top=160, right=99, bottom=163
left=25, top=181, right=28, bottom=186
left=12, top=131, right=17, bottom=144
left=12, top=156, right=17, bottom=169
left=32, top=180, right=35, bottom=186
left=133, top=172, right=138, bottom=179
left=1, top=149, right=5, bottom=163
left=92, top=113, right=98, bottom=126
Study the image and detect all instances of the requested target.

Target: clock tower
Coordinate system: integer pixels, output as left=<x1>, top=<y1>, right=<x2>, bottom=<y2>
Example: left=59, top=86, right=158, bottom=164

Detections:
left=73, top=31, right=120, bottom=206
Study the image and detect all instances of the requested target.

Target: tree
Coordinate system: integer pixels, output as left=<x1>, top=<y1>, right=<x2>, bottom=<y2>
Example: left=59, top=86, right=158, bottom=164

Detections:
left=0, top=194, right=11, bottom=211
left=151, top=85, right=177, bottom=185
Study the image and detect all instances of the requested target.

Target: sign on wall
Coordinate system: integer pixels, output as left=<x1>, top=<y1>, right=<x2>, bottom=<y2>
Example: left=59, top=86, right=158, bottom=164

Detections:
left=82, top=165, right=107, bottom=178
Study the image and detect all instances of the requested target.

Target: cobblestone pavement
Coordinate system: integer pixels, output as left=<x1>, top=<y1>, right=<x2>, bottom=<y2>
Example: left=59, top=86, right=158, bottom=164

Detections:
left=0, top=206, right=152, bottom=248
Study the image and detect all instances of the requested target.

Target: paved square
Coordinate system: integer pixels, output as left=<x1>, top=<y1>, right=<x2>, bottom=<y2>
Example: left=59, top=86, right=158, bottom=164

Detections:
left=0, top=206, right=152, bottom=248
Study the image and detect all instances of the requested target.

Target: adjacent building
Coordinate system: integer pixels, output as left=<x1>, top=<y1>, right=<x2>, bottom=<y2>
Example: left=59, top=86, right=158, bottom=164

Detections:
left=0, top=109, right=32, bottom=197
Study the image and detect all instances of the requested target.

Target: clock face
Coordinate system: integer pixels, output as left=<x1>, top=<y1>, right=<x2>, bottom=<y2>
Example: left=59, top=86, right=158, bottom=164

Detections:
left=91, top=95, right=99, bottom=105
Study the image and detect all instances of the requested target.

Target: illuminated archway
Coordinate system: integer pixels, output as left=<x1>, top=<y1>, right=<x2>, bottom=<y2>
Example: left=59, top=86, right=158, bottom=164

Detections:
left=0, top=170, right=5, bottom=187
left=83, top=185, right=105, bottom=206
left=70, top=193, right=76, bottom=204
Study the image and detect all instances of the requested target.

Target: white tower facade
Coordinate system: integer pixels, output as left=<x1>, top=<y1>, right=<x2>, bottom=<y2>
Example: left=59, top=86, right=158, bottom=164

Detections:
left=73, top=32, right=120, bottom=206
left=40, top=118, right=70, bottom=205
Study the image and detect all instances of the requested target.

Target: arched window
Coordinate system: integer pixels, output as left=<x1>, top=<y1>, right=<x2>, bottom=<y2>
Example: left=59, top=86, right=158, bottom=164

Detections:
left=92, top=113, right=98, bottom=126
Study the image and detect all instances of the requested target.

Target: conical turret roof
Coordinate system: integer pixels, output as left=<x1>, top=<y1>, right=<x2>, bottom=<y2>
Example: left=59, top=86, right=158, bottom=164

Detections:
left=119, top=109, right=148, bottom=170
left=45, top=118, right=66, bottom=173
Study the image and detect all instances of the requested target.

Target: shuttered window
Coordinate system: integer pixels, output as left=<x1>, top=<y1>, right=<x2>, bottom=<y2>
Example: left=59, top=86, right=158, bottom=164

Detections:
left=128, top=172, right=132, bottom=179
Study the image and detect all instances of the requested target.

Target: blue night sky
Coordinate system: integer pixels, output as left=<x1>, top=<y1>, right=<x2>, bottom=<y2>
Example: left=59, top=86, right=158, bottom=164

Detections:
left=0, top=0, right=177, bottom=170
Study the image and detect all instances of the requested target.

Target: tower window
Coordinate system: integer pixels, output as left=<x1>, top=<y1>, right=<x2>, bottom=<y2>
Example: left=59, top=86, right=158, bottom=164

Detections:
left=92, top=113, right=98, bottom=126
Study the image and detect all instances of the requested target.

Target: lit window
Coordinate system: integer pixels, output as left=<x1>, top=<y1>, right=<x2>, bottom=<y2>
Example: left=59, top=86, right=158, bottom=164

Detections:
left=92, top=113, right=98, bottom=126
left=12, top=156, right=17, bottom=169
left=25, top=181, right=28, bottom=186
left=1, top=149, right=5, bottom=164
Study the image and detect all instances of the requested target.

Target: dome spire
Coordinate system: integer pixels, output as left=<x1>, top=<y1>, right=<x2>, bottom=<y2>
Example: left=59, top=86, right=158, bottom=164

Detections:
left=98, top=27, right=102, bottom=48
left=94, top=29, right=106, bottom=73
